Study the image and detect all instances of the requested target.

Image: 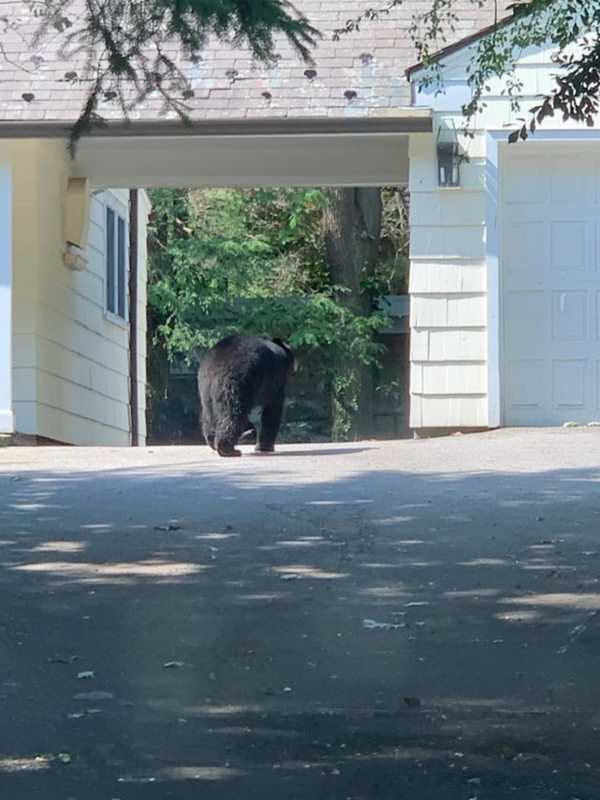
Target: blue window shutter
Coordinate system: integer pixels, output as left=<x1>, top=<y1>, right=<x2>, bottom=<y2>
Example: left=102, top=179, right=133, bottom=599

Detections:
left=106, top=207, right=115, bottom=313
left=117, top=215, right=126, bottom=319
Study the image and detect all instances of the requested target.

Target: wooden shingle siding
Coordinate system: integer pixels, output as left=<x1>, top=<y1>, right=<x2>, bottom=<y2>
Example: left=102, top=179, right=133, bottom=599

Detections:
left=409, top=263, right=486, bottom=294
left=411, top=295, right=487, bottom=329
left=411, top=395, right=488, bottom=428
left=412, top=363, right=487, bottom=395
left=408, top=128, right=487, bottom=428
left=427, top=330, right=488, bottom=362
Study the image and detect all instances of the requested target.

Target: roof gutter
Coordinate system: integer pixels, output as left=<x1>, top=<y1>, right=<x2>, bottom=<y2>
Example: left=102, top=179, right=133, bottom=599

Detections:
left=0, top=112, right=432, bottom=140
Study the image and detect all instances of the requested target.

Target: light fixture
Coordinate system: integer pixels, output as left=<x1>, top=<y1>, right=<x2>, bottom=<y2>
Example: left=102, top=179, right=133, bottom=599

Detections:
left=437, top=123, right=461, bottom=188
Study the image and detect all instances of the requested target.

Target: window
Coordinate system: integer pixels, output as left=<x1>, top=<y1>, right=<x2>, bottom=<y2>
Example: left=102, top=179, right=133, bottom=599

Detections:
left=106, top=205, right=128, bottom=320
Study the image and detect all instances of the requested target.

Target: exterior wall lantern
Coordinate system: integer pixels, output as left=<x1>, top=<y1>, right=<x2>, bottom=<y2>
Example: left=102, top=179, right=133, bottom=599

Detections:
left=437, top=123, right=461, bottom=188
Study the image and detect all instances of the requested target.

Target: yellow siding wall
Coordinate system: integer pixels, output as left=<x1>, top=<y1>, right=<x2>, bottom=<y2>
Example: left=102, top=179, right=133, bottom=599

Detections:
left=9, top=141, right=42, bottom=436
left=8, top=139, right=147, bottom=445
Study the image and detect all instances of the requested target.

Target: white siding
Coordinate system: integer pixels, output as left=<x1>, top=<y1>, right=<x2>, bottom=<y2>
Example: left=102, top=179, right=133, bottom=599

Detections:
left=409, top=33, right=599, bottom=430
left=411, top=395, right=488, bottom=428
left=408, top=133, right=487, bottom=428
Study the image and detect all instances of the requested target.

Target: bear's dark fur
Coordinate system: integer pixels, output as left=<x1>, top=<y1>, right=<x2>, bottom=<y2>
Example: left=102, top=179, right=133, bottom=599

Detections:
left=198, top=334, right=295, bottom=457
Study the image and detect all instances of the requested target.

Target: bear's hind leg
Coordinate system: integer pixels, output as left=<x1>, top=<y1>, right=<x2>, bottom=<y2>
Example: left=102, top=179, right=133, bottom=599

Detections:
left=256, top=393, right=284, bottom=454
left=215, top=412, right=244, bottom=458
left=215, top=429, right=243, bottom=457
left=200, top=397, right=216, bottom=450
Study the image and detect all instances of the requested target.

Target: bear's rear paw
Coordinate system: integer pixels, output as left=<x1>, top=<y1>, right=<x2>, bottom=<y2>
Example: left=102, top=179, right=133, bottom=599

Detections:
left=217, top=447, right=242, bottom=458
left=253, top=447, right=275, bottom=456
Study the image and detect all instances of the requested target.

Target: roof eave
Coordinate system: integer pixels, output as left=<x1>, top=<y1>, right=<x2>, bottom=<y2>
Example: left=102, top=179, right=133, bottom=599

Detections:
left=0, top=112, right=433, bottom=139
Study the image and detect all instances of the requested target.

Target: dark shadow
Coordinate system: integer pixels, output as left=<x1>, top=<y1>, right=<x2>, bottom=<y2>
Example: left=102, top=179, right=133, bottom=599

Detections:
left=1, top=443, right=600, bottom=799
left=244, top=447, right=371, bottom=458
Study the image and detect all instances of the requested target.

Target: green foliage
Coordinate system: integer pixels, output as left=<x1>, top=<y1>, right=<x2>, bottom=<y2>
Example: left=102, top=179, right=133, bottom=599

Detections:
left=335, top=0, right=600, bottom=142
left=147, top=187, right=388, bottom=369
left=146, top=185, right=415, bottom=441
left=371, top=187, right=410, bottom=296
left=331, top=369, right=361, bottom=440
left=455, top=0, right=600, bottom=140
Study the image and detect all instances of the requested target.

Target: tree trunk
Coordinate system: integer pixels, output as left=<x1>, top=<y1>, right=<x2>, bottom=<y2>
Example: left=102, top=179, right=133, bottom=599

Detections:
left=323, top=188, right=382, bottom=441
left=146, top=307, right=170, bottom=442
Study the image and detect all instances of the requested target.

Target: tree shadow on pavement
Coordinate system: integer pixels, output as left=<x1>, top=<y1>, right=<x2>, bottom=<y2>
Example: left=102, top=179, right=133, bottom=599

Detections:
left=0, top=455, right=600, bottom=799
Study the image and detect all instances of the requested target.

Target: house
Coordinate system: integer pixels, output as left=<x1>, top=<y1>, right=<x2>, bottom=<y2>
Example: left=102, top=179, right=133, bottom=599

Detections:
left=406, top=21, right=600, bottom=432
left=0, top=140, right=150, bottom=445
left=2, top=0, right=595, bottom=442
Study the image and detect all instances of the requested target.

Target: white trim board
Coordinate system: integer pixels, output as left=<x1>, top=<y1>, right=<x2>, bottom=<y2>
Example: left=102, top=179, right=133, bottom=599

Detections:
left=485, top=133, right=500, bottom=428
left=72, top=134, right=413, bottom=188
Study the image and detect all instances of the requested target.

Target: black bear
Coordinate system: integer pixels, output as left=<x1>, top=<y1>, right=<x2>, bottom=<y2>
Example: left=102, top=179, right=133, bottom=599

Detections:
left=198, top=334, right=295, bottom=457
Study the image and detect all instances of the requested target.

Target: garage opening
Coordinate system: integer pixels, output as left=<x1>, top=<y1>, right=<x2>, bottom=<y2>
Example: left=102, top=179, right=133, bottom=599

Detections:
left=3, top=117, right=428, bottom=447
left=145, top=183, right=411, bottom=446
left=68, top=120, right=423, bottom=448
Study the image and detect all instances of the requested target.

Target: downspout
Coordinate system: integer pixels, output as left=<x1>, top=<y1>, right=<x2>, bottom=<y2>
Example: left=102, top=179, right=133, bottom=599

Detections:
left=128, top=189, right=139, bottom=447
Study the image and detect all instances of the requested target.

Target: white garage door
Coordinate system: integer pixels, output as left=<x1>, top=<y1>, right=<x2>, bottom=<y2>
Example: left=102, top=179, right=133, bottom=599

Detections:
left=502, top=147, right=600, bottom=426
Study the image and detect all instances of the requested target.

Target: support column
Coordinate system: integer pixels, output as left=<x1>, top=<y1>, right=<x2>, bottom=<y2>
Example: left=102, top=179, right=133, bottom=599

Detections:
left=128, top=188, right=139, bottom=446
left=0, top=163, right=13, bottom=433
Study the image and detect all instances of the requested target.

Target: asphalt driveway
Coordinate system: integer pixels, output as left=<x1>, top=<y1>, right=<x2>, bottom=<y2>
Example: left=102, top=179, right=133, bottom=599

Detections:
left=1, top=428, right=599, bottom=799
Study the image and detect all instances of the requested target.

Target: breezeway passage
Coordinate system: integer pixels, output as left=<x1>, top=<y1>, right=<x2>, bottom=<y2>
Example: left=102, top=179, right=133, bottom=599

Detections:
left=0, top=113, right=427, bottom=447
left=1, top=428, right=600, bottom=799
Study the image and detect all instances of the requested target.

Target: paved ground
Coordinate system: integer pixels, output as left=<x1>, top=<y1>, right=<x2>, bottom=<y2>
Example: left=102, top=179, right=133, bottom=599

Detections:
left=1, top=428, right=600, bottom=799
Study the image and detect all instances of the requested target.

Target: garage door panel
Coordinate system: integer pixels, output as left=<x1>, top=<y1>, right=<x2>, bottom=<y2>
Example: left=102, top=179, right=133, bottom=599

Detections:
left=504, top=204, right=548, bottom=223
left=552, top=291, right=587, bottom=341
left=504, top=157, right=548, bottom=203
left=550, top=157, right=596, bottom=204
left=505, top=221, right=547, bottom=275
left=504, top=291, right=547, bottom=357
left=552, top=359, right=588, bottom=409
left=550, top=220, right=588, bottom=272
left=507, top=359, right=546, bottom=408
left=502, top=147, right=600, bottom=426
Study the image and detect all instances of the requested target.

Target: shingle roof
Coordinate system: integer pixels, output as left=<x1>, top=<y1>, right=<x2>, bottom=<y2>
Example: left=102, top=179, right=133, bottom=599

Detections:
left=0, top=1, right=512, bottom=124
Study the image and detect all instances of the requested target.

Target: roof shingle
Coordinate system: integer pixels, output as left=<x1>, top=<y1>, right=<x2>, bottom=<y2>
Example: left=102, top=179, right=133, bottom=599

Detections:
left=0, top=1, right=513, bottom=124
